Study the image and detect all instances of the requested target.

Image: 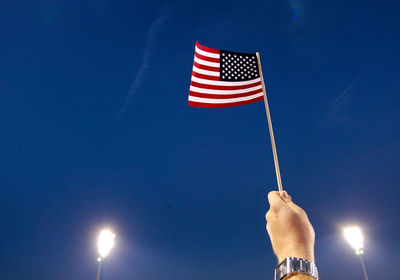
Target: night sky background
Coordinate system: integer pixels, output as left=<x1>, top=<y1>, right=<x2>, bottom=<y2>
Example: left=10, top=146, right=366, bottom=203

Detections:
left=1, top=1, right=399, bottom=279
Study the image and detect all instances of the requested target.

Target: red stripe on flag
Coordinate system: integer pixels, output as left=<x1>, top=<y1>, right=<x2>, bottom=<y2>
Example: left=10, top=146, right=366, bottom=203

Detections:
left=196, top=41, right=220, bottom=54
left=193, top=62, right=220, bottom=72
left=189, top=89, right=263, bottom=99
left=191, top=71, right=220, bottom=81
left=190, top=80, right=261, bottom=90
left=194, top=52, right=220, bottom=63
left=188, top=96, right=264, bottom=108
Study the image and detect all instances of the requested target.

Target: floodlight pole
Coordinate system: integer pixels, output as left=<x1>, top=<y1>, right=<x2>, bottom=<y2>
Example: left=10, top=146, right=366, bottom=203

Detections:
left=96, top=258, right=102, bottom=280
left=358, top=253, right=369, bottom=280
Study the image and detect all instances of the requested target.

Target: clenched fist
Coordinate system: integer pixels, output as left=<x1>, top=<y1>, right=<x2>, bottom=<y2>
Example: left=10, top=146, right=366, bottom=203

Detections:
left=265, top=191, right=315, bottom=263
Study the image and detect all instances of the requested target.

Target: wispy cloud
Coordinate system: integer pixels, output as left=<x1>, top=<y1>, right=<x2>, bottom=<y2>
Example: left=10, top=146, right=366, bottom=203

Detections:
left=331, top=72, right=367, bottom=105
left=116, top=8, right=170, bottom=117
left=325, top=71, right=368, bottom=125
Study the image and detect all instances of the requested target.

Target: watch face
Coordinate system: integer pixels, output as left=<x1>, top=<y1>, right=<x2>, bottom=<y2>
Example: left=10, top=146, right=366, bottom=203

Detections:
left=292, top=260, right=301, bottom=271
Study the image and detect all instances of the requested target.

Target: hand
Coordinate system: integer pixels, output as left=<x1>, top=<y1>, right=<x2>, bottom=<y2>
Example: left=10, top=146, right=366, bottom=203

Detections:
left=265, top=191, right=315, bottom=263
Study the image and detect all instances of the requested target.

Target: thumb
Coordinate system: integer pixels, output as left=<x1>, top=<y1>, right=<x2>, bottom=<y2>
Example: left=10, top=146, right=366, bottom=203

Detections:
left=280, top=191, right=292, bottom=203
left=280, top=192, right=305, bottom=213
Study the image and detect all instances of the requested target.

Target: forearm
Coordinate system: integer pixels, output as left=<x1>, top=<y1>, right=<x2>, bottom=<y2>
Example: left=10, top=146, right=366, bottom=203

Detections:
left=283, top=273, right=315, bottom=280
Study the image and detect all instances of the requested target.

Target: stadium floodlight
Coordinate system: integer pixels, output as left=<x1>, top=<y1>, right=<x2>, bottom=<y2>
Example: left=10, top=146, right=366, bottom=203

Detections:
left=96, top=229, right=116, bottom=280
left=343, top=226, right=364, bottom=254
left=98, top=229, right=116, bottom=258
left=343, top=226, right=369, bottom=280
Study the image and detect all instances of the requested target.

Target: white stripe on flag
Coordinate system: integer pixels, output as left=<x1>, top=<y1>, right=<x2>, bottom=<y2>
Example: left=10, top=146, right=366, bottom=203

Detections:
left=192, top=66, right=220, bottom=77
left=190, top=85, right=262, bottom=95
left=195, top=46, right=220, bottom=59
left=191, top=76, right=261, bottom=86
left=193, top=56, right=220, bottom=68
left=188, top=93, right=264, bottom=104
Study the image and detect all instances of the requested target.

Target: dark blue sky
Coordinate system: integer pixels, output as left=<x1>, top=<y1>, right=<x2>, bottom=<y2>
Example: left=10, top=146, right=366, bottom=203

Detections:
left=1, top=1, right=399, bottom=279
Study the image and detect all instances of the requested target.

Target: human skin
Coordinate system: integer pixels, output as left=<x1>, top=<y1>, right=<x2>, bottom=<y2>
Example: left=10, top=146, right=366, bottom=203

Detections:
left=266, top=191, right=316, bottom=279
left=283, top=273, right=315, bottom=280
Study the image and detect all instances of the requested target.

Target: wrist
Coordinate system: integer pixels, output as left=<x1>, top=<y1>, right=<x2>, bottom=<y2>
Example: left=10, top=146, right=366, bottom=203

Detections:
left=275, top=245, right=315, bottom=263
left=277, top=248, right=314, bottom=263
left=283, top=273, right=315, bottom=280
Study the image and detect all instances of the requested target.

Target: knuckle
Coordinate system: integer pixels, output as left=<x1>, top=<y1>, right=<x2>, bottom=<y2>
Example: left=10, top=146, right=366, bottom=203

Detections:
left=265, top=210, right=273, bottom=222
left=266, top=223, right=271, bottom=234
left=297, top=207, right=307, bottom=216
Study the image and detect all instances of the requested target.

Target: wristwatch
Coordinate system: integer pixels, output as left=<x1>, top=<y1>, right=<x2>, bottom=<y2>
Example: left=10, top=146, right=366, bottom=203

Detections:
left=274, top=257, right=318, bottom=280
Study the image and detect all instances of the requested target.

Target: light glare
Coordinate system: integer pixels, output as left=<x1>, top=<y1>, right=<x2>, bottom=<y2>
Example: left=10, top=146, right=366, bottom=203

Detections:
left=97, top=229, right=116, bottom=258
left=343, top=226, right=364, bottom=251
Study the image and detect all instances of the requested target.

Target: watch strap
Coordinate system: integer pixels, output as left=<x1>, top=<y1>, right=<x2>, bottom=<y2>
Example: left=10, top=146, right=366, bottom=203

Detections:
left=274, top=257, right=318, bottom=280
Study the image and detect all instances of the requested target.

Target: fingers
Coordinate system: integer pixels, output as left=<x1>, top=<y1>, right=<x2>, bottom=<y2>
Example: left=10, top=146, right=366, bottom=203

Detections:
left=267, top=190, right=293, bottom=211
left=267, top=190, right=306, bottom=218
left=266, top=221, right=271, bottom=234
left=290, top=202, right=306, bottom=215
left=266, top=191, right=285, bottom=227
left=267, top=191, right=284, bottom=210
left=267, top=190, right=292, bottom=203
left=265, top=210, right=274, bottom=223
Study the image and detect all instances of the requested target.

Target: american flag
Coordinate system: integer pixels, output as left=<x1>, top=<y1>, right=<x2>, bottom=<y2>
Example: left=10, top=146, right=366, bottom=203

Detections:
left=188, top=41, right=264, bottom=108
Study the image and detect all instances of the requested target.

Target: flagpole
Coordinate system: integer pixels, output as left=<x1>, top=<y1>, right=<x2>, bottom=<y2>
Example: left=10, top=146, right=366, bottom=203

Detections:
left=256, top=52, right=283, bottom=193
